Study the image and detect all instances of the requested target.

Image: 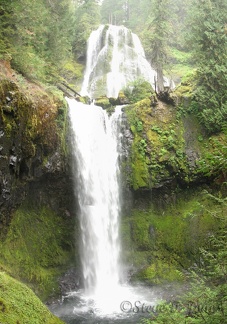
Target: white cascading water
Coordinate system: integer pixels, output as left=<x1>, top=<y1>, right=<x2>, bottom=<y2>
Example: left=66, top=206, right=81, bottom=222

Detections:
left=81, top=24, right=157, bottom=98
left=54, top=25, right=160, bottom=321
left=68, top=98, right=122, bottom=299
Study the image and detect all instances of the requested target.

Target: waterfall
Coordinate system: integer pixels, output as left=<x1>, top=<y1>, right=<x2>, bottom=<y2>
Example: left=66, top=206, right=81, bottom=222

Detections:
left=81, top=24, right=157, bottom=99
left=68, top=98, right=122, bottom=297
left=51, top=25, right=163, bottom=321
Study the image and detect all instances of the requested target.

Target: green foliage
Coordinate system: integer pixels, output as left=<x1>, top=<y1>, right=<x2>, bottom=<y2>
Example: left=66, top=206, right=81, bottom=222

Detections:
left=101, top=0, right=126, bottom=25
left=187, top=0, right=227, bottom=133
left=73, top=0, right=101, bottom=60
left=122, top=189, right=224, bottom=286
left=169, top=48, right=194, bottom=80
left=124, top=78, right=154, bottom=103
left=101, top=0, right=152, bottom=31
left=140, top=191, right=227, bottom=324
left=0, top=204, right=72, bottom=300
left=0, top=272, right=64, bottom=324
left=0, top=1, right=13, bottom=59
left=142, top=0, right=172, bottom=92
left=197, top=133, right=227, bottom=181
left=0, top=0, right=77, bottom=83
left=139, top=260, right=184, bottom=284
left=60, top=59, right=84, bottom=86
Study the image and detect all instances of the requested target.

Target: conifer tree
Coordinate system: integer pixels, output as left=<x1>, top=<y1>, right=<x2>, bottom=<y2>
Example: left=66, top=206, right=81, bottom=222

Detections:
left=146, top=0, right=171, bottom=93
left=189, top=0, right=227, bottom=132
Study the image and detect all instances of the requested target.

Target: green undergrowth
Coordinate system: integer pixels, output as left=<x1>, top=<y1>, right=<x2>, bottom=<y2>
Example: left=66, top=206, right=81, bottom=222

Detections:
left=196, top=131, right=227, bottom=181
left=169, top=48, right=194, bottom=82
left=121, top=188, right=223, bottom=284
left=0, top=271, right=64, bottom=324
left=0, top=203, right=73, bottom=300
left=123, top=78, right=153, bottom=103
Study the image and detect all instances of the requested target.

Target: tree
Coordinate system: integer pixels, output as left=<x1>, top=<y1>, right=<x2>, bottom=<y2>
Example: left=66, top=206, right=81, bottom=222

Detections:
left=0, top=0, right=13, bottom=59
left=101, top=0, right=152, bottom=32
left=0, top=0, right=77, bottom=82
left=101, top=0, right=128, bottom=25
left=73, top=0, right=101, bottom=60
left=144, top=0, right=171, bottom=93
left=188, top=0, right=227, bottom=133
left=44, top=0, right=76, bottom=65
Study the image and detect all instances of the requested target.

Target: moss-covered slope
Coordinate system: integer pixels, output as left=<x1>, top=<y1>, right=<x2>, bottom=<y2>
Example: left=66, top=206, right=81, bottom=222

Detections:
left=121, top=186, right=226, bottom=284
left=0, top=272, right=64, bottom=324
left=0, top=203, right=74, bottom=300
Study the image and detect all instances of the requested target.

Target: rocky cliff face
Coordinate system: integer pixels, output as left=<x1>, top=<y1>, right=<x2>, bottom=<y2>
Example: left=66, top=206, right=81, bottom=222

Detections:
left=121, top=84, right=225, bottom=194
left=119, top=82, right=226, bottom=285
left=0, top=62, right=73, bottom=231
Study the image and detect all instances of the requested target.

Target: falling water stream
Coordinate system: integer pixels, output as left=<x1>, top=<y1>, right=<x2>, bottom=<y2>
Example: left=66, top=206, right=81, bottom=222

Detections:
left=51, top=99, right=160, bottom=324
left=69, top=100, right=122, bottom=297
left=81, top=24, right=157, bottom=98
left=50, top=25, right=179, bottom=323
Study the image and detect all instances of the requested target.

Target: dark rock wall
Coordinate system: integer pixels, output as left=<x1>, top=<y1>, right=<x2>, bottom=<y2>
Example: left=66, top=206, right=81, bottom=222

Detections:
left=0, top=78, right=74, bottom=234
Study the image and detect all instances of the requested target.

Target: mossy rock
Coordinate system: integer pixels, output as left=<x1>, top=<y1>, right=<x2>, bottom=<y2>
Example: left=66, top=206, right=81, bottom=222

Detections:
left=109, top=91, right=130, bottom=105
left=135, top=259, right=185, bottom=284
left=171, top=72, right=196, bottom=106
left=0, top=78, right=66, bottom=159
left=0, top=272, right=64, bottom=324
left=95, top=95, right=112, bottom=110
left=124, top=98, right=190, bottom=189
left=121, top=188, right=223, bottom=283
left=0, top=203, right=73, bottom=300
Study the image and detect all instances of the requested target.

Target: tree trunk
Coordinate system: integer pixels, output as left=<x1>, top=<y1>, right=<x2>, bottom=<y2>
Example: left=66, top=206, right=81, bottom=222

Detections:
left=156, top=65, right=164, bottom=93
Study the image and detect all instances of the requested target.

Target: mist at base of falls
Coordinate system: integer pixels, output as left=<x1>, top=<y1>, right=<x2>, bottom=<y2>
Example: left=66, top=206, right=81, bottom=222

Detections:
left=50, top=282, right=187, bottom=324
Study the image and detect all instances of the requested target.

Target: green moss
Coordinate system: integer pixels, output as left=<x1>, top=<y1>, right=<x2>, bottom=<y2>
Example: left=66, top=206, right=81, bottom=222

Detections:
left=137, top=260, right=185, bottom=284
left=130, top=135, right=150, bottom=190
left=118, top=90, right=128, bottom=102
left=56, top=98, right=69, bottom=156
left=196, top=132, right=227, bottom=180
left=0, top=272, right=64, bottom=324
left=0, top=204, right=73, bottom=300
left=61, top=59, right=83, bottom=85
left=124, top=97, right=189, bottom=189
left=0, top=79, right=61, bottom=159
left=121, top=188, right=223, bottom=284
left=95, top=96, right=113, bottom=111
left=4, top=122, right=12, bottom=137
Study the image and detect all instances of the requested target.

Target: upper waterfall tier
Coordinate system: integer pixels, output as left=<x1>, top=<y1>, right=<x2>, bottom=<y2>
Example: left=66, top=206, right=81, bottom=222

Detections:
left=81, top=24, right=157, bottom=99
